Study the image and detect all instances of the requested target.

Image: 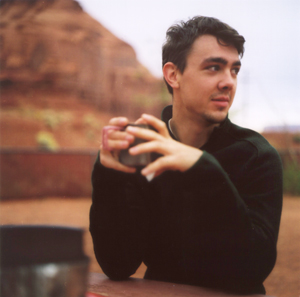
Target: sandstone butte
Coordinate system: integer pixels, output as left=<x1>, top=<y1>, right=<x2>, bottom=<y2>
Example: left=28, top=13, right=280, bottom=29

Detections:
left=2, top=0, right=297, bottom=152
left=0, top=0, right=171, bottom=149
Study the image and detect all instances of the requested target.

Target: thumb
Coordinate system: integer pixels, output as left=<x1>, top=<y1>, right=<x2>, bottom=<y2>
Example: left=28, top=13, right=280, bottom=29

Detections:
left=135, top=118, right=147, bottom=125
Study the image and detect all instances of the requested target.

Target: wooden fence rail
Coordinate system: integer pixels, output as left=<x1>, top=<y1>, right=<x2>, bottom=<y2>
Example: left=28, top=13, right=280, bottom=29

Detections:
left=0, top=148, right=98, bottom=200
left=1, top=148, right=299, bottom=200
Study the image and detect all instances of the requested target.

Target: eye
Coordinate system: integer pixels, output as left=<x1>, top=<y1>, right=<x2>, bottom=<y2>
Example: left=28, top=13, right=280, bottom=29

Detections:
left=231, top=67, right=240, bottom=75
left=207, top=65, right=220, bottom=71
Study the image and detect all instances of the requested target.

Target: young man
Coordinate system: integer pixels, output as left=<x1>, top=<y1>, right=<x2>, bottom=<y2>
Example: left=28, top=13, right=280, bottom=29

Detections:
left=90, top=16, right=282, bottom=295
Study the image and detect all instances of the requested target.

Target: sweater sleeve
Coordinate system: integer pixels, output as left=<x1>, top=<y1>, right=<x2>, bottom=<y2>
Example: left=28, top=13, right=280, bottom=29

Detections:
left=89, top=152, right=148, bottom=280
left=178, top=146, right=283, bottom=292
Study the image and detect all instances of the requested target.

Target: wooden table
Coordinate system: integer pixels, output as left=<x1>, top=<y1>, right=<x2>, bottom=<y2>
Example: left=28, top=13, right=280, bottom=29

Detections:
left=87, top=273, right=269, bottom=297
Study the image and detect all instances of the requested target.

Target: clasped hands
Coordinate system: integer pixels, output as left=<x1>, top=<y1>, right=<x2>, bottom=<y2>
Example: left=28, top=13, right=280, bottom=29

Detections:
left=100, top=114, right=203, bottom=178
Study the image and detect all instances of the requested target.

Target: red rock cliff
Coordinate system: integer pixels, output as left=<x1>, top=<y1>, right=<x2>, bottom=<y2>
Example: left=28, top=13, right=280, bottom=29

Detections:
left=0, top=0, right=168, bottom=118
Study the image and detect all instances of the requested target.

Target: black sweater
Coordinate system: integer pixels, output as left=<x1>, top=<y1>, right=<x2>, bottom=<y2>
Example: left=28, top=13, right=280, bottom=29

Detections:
left=90, top=106, right=283, bottom=295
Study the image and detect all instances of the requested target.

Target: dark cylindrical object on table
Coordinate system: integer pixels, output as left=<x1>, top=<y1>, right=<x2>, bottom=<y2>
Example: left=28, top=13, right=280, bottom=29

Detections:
left=0, top=225, right=90, bottom=297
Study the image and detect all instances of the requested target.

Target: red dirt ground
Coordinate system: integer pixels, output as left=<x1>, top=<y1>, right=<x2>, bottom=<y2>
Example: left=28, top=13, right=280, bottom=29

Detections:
left=0, top=196, right=299, bottom=297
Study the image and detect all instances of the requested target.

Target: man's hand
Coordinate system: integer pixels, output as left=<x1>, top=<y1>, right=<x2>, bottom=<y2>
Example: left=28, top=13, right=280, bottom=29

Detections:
left=126, top=114, right=203, bottom=177
left=100, top=117, right=137, bottom=173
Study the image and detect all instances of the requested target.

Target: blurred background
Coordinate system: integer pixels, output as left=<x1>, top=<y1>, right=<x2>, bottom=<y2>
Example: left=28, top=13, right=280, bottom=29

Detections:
left=0, top=0, right=299, bottom=296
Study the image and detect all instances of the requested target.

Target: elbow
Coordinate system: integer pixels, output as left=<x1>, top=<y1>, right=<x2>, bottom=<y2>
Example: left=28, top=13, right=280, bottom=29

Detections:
left=101, top=265, right=132, bottom=281
left=97, top=257, right=140, bottom=281
left=242, top=243, right=277, bottom=284
left=90, top=229, right=142, bottom=281
left=256, top=249, right=277, bottom=282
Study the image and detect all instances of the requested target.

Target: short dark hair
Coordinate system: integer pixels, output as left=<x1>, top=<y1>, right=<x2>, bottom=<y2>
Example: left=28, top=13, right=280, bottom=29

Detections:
left=162, top=16, right=246, bottom=94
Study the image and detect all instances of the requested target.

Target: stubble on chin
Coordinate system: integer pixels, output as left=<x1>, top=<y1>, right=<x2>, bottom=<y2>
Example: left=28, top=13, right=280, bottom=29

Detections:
left=202, top=111, right=228, bottom=125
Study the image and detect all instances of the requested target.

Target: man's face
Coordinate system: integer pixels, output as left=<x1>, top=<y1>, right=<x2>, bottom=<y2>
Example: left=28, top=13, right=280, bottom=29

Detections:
left=174, top=34, right=241, bottom=125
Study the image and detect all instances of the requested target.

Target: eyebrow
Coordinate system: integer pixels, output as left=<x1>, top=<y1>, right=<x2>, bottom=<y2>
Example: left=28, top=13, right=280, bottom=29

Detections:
left=202, top=57, right=241, bottom=67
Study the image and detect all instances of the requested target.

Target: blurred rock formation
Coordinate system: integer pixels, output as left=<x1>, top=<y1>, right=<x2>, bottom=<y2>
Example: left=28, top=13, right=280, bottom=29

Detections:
left=0, top=0, right=168, bottom=118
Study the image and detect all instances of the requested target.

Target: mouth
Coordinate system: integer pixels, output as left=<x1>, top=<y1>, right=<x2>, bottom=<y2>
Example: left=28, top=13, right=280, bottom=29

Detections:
left=211, top=96, right=230, bottom=108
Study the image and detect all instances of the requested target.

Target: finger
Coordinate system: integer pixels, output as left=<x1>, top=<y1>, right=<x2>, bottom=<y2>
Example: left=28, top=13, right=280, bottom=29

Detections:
left=134, top=118, right=147, bottom=125
left=107, top=139, right=131, bottom=150
left=126, top=125, right=162, bottom=142
left=108, top=130, right=135, bottom=143
left=100, top=147, right=136, bottom=174
left=108, top=117, right=129, bottom=127
left=129, top=140, right=168, bottom=156
left=100, top=144, right=120, bottom=162
left=141, top=114, right=169, bottom=137
left=103, top=157, right=137, bottom=173
left=141, top=155, right=175, bottom=176
left=102, top=122, right=133, bottom=151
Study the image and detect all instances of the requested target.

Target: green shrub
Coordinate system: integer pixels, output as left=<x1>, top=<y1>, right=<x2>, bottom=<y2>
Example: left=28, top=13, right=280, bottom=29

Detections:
left=283, top=162, right=300, bottom=196
left=293, top=134, right=300, bottom=144
left=36, top=131, right=59, bottom=151
left=83, top=114, right=99, bottom=129
left=41, top=110, right=61, bottom=129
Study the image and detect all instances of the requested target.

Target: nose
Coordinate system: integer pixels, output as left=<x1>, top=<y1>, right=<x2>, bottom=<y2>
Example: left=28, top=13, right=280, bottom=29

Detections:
left=218, top=71, right=236, bottom=91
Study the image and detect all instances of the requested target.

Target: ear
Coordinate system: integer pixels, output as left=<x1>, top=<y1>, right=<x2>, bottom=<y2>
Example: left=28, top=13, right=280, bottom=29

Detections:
left=163, top=62, right=180, bottom=90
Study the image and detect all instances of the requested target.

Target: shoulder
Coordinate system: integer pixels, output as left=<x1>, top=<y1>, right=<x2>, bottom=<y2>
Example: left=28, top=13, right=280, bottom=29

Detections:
left=224, top=119, right=279, bottom=159
left=210, top=119, right=282, bottom=175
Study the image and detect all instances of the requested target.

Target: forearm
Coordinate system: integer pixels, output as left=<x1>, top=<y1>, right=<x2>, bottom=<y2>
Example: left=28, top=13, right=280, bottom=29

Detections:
left=89, top=153, right=147, bottom=279
left=90, top=205, right=145, bottom=280
left=178, top=150, right=282, bottom=287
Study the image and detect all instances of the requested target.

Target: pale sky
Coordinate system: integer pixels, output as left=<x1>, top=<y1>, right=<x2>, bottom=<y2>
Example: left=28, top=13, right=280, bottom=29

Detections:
left=78, top=0, right=300, bottom=132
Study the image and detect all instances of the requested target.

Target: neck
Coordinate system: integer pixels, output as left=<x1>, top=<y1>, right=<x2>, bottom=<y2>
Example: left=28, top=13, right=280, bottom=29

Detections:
left=171, top=109, right=218, bottom=148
